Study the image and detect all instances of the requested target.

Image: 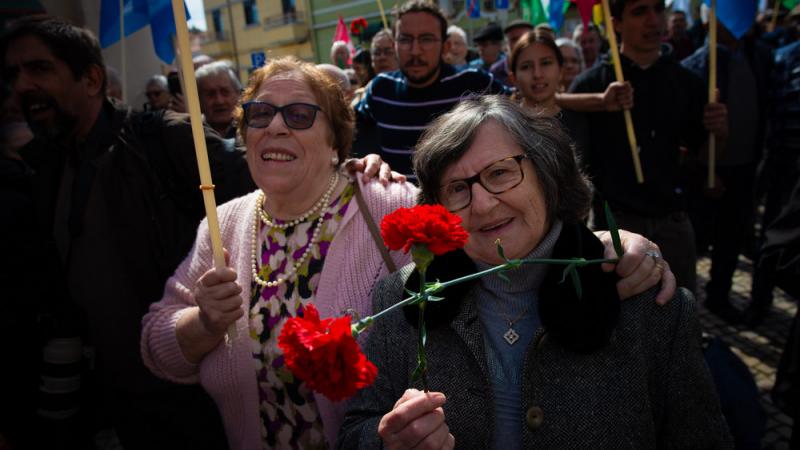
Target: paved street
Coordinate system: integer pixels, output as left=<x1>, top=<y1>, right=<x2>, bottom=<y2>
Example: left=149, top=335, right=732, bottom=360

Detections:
left=696, top=256, right=797, bottom=449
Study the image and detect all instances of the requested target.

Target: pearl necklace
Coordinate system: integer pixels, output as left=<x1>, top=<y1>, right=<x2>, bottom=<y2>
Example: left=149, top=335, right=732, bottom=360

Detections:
left=259, top=173, right=339, bottom=229
left=251, top=172, right=340, bottom=288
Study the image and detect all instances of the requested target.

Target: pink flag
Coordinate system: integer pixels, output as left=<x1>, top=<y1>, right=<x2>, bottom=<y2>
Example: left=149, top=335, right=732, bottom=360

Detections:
left=333, top=15, right=355, bottom=66
left=573, top=0, right=599, bottom=30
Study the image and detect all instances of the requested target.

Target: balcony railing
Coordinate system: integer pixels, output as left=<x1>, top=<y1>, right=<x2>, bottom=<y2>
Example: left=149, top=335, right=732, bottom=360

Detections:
left=263, top=11, right=303, bottom=30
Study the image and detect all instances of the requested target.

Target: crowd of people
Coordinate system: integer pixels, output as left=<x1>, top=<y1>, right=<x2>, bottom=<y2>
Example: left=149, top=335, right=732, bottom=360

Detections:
left=1, top=0, right=799, bottom=448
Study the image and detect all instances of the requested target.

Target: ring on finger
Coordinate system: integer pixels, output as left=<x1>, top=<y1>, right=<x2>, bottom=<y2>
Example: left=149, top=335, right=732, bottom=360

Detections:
left=645, top=250, right=661, bottom=264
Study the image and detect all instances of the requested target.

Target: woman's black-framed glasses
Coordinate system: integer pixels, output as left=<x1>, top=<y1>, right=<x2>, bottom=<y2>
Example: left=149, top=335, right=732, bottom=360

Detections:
left=439, top=154, right=528, bottom=212
left=241, top=101, right=321, bottom=130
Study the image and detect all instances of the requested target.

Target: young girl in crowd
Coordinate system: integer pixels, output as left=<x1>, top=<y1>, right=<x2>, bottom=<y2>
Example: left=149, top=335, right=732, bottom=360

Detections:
left=509, top=29, right=590, bottom=158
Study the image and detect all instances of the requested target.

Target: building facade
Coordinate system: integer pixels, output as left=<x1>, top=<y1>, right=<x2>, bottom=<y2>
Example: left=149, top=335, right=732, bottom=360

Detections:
left=200, top=0, right=314, bottom=82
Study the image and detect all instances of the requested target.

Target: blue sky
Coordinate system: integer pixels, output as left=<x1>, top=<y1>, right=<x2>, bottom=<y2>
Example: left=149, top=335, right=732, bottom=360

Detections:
left=187, top=0, right=207, bottom=30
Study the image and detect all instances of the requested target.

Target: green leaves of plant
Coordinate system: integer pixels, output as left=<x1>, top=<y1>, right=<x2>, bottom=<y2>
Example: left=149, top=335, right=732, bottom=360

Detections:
left=604, top=202, right=623, bottom=258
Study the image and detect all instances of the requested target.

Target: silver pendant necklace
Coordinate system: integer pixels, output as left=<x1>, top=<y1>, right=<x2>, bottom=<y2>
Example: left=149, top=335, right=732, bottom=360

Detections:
left=497, top=303, right=531, bottom=345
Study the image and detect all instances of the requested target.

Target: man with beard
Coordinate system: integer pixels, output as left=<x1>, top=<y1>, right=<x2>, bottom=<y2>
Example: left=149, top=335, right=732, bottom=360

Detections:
left=0, top=15, right=252, bottom=449
left=354, top=0, right=508, bottom=179
left=569, top=0, right=728, bottom=295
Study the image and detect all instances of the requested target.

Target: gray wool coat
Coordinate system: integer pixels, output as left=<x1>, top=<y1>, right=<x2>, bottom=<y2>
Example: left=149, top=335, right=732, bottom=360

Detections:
left=337, top=224, right=733, bottom=449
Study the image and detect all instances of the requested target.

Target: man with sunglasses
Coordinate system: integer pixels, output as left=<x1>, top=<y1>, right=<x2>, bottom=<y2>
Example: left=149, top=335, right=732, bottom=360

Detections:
left=353, top=0, right=509, bottom=179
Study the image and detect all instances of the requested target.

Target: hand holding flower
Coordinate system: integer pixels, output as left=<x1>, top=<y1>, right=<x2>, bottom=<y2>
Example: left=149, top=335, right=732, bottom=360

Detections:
left=378, top=389, right=454, bottom=450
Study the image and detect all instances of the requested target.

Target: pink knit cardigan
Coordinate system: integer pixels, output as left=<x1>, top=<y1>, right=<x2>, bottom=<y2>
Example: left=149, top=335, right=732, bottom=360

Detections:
left=141, top=177, right=416, bottom=449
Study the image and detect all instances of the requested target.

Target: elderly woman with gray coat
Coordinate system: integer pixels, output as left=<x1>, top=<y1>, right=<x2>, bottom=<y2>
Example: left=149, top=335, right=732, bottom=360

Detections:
left=337, top=95, right=732, bottom=449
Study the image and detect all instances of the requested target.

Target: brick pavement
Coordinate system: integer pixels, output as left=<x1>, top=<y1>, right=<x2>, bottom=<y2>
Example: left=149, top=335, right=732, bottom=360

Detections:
left=696, top=256, right=797, bottom=449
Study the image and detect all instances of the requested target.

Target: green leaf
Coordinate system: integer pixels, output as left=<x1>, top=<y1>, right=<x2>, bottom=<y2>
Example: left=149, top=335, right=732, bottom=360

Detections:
left=569, top=266, right=583, bottom=300
left=559, top=264, right=571, bottom=284
left=495, top=239, right=509, bottom=262
left=425, top=281, right=444, bottom=293
left=411, top=364, right=423, bottom=382
left=604, top=202, right=623, bottom=258
left=497, top=271, right=511, bottom=283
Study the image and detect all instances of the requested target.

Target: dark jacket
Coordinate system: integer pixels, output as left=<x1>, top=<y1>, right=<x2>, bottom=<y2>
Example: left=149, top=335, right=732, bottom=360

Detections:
left=14, top=99, right=254, bottom=448
left=338, top=223, right=732, bottom=449
left=681, top=39, right=772, bottom=164
left=570, top=54, right=706, bottom=216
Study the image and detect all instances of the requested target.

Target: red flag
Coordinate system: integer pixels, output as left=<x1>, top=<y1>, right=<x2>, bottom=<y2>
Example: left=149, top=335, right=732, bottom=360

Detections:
left=573, top=0, right=599, bottom=30
left=333, top=15, right=355, bottom=66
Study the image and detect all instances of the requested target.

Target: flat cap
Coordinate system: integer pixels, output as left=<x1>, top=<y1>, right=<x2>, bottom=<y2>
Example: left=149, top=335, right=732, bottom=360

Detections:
left=504, top=19, right=534, bottom=34
left=473, top=22, right=503, bottom=42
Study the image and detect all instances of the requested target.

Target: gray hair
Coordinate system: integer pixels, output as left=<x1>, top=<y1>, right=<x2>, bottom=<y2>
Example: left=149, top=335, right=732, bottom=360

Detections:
left=413, top=95, right=591, bottom=224
left=316, top=63, right=351, bottom=91
left=371, top=28, right=394, bottom=48
left=146, top=74, right=168, bottom=90
left=331, top=40, right=350, bottom=62
left=447, top=25, right=467, bottom=43
left=556, top=37, right=585, bottom=72
left=571, top=22, right=602, bottom=42
left=195, top=60, right=241, bottom=90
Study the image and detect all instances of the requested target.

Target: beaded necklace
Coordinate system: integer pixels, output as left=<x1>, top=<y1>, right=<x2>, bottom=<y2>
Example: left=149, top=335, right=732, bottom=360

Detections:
left=250, top=172, right=339, bottom=288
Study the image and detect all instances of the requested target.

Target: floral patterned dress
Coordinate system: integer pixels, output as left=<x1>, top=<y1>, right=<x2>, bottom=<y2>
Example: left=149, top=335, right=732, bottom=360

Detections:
left=249, top=184, right=354, bottom=449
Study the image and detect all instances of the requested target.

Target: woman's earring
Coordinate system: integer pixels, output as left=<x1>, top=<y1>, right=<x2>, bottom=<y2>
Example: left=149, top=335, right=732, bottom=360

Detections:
left=331, top=155, right=340, bottom=166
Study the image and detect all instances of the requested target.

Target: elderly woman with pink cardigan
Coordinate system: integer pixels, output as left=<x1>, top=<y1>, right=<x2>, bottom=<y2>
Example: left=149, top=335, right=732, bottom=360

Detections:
left=141, top=56, right=674, bottom=449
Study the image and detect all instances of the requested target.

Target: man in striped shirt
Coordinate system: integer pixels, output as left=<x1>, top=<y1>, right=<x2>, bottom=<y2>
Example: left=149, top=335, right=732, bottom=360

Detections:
left=354, top=0, right=508, bottom=179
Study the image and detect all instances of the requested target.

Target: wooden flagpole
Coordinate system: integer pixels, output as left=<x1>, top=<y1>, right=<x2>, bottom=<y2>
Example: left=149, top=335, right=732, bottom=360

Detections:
left=601, top=0, right=644, bottom=184
left=170, top=0, right=237, bottom=340
left=119, top=0, right=127, bottom=101
left=376, top=0, right=389, bottom=30
left=708, top=0, right=717, bottom=188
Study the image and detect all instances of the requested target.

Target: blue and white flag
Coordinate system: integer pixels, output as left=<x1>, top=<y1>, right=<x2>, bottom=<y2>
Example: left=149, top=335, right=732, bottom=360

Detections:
left=99, top=0, right=190, bottom=64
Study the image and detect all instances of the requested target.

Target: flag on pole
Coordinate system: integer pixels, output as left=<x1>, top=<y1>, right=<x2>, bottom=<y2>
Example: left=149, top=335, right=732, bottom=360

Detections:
left=146, top=0, right=190, bottom=64
left=521, top=0, right=548, bottom=24
left=549, top=0, right=568, bottom=31
left=704, top=0, right=757, bottom=38
left=574, top=0, right=600, bottom=29
left=99, top=0, right=190, bottom=64
left=468, top=0, right=481, bottom=18
left=783, top=0, right=799, bottom=9
left=333, top=16, right=355, bottom=65
left=99, top=0, right=149, bottom=48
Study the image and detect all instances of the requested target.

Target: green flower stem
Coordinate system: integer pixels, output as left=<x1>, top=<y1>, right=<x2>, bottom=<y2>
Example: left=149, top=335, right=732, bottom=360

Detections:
left=433, top=257, right=619, bottom=292
left=352, top=257, right=618, bottom=336
left=417, top=269, right=429, bottom=392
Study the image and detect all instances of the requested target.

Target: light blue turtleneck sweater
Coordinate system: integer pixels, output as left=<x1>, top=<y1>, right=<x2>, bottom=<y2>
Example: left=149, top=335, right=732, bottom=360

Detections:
left=474, top=220, right=562, bottom=450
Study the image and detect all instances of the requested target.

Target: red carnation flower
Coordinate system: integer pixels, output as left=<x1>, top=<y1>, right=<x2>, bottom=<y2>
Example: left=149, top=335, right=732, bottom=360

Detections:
left=278, top=304, right=377, bottom=402
left=350, top=17, right=368, bottom=36
left=381, top=204, right=469, bottom=256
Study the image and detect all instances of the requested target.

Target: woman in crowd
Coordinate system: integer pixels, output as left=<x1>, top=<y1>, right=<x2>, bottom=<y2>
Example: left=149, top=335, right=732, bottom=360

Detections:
left=331, top=40, right=351, bottom=69
left=555, top=37, right=584, bottom=92
left=142, top=57, right=414, bottom=449
left=370, top=29, right=399, bottom=75
left=351, top=49, right=375, bottom=88
left=338, top=96, right=732, bottom=449
left=142, top=57, right=674, bottom=449
left=509, top=29, right=589, bottom=157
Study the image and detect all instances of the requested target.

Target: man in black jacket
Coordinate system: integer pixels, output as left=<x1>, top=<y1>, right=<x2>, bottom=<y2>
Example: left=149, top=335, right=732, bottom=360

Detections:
left=1, top=16, right=249, bottom=449
left=570, top=0, right=728, bottom=295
